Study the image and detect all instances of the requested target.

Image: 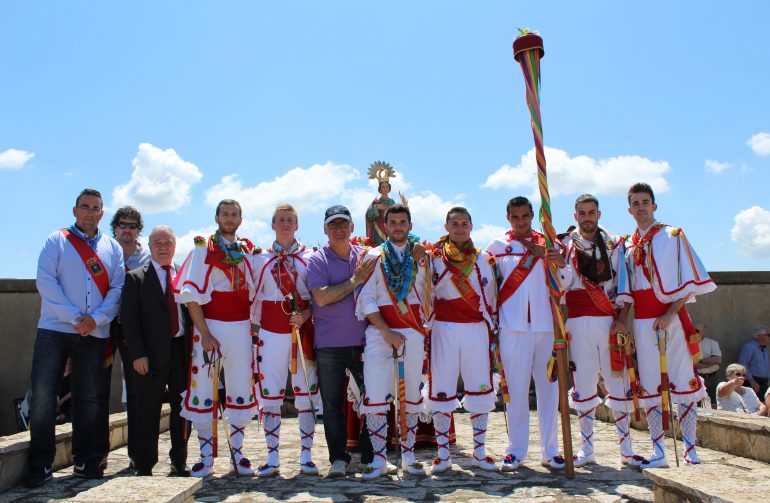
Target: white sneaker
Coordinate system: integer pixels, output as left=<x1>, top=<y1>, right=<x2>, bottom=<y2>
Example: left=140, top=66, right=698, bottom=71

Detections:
left=401, top=457, right=427, bottom=476
left=500, top=454, right=519, bottom=472
left=685, top=449, right=702, bottom=465
left=326, top=460, right=348, bottom=478
left=621, top=453, right=646, bottom=468
left=574, top=451, right=596, bottom=467
left=386, top=461, right=398, bottom=475
left=641, top=456, right=669, bottom=469
left=541, top=456, right=566, bottom=470
left=299, top=460, right=319, bottom=475
left=471, top=455, right=498, bottom=471
left=191, top=457, right=214, bottom=478
left=257, top=460, right=279, bottom=477
left=361, top=462, right=387, bottom=480
left=231, top=456, right=255, bottom=476
left=430, top=457, right=452, bottom=475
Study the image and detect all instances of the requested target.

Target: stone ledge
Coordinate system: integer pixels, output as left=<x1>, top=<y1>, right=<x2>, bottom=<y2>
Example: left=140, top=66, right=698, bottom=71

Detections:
left=61, top=476, right=201, bottom=503
left=645, top=463, right=770, bottom=503
left=0, top=405, right=170, bottom=492
left=593, top=403, right=770, bottom=464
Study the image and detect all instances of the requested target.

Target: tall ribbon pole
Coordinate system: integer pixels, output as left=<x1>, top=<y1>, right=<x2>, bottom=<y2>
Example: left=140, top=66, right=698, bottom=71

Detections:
left=512, top=29, right=574, bottom=478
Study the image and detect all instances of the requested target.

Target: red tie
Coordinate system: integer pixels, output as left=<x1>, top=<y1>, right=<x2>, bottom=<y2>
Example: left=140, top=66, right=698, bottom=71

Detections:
left=162, top=265, right=180, bottom=338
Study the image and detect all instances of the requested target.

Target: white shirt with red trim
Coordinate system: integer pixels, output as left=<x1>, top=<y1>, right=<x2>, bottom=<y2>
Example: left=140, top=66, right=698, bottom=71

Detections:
left=617, top=222, right=715, bottom=306
left=174, top=237, right=256, bottom=306
left=559, top=228, right=625, bottom=306
left=250, top=243, right=313, bottom=325
left=355, top=245, right=430, bottom=322
left=486, top=234, right=554, bottom=333
left=430, top=249, right=497, bottom=328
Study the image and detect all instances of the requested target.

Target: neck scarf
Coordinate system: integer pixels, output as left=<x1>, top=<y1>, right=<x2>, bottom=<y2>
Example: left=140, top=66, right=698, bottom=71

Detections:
left=215, top=231, right=246, bottom=266
left=437, top=235, right=478, bottom=278
left=381, top=238, right=416, bottom=302
left=572, top=228, right=612, bottom=284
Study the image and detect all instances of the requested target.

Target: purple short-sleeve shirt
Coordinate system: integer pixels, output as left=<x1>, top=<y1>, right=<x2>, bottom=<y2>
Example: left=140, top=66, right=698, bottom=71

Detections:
left=307, top=243, right=367, bottom=348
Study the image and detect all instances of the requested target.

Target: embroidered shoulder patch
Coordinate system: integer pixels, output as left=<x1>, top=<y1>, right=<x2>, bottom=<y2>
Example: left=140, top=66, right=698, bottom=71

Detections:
left=194, top=236, right=205, bottom=247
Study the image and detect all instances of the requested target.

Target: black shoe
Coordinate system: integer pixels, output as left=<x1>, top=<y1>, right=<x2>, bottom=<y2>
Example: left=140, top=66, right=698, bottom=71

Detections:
left=133, top=467, right=153, bottom=476
left=25, top=466, right=53, bottom=488
left=169, top=464, right=191, bottom=477
left=73, top=462, right=104, bottom=479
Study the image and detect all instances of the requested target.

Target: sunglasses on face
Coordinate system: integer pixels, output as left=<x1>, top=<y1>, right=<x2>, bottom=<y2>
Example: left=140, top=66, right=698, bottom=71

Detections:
left=116, top=222, right=139, bottom=230
left=733, top=373, right=745, bottom=377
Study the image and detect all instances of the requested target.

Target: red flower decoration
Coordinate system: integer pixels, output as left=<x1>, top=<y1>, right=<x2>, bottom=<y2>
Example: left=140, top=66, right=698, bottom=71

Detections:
left=193, top=335, right=200, bottom=342
left=192, top=366, right=199, bottom=374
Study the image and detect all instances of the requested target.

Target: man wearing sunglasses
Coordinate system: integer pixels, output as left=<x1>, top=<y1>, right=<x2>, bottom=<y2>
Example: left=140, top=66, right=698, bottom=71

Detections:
left=109, top=206, right=151, bottom=470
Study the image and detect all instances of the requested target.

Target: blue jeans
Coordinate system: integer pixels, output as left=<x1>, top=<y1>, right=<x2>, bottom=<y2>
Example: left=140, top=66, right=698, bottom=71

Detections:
left=315, top=346, right=373, bottom=465
left=28, top=329, right=111, bottom=469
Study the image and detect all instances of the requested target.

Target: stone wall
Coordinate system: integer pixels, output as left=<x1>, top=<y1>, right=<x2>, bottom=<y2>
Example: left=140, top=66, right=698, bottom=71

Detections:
left=0, top=280, right=125, bottom=436
left=1, top=271, right=768, bottom=436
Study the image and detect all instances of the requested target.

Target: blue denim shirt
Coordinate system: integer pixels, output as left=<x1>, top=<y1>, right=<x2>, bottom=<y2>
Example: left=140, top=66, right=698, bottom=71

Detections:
left=124, top=244, right=151, bottom=272
left=738, top=339, right=770, bottom=380
left=36, top=225, right=125, bottom=338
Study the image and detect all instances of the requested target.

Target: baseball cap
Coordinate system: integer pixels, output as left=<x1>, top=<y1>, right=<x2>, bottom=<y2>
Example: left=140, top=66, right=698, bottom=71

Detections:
left=324, top=205, right=352, bottom=225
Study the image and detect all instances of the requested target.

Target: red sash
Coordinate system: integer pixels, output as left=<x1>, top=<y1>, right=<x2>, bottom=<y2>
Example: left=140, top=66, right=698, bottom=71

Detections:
left=379, top=304, right=426, bottom=334
left=260, top=299, right=315, bottom=361
left=565, top=289, right=615, bottom=318
left=497, top=233, right=546, bottom=306
left=268, top=253, right=315, bottom=360
left=434, top=297, right=484, bottom=323
left=61, top=229, right=110, bottom=299
left=630, top=223, right=666, bottom=279
left=202, top=290, right=251, bottom=322
left=632, top=288, right=700, bottom=360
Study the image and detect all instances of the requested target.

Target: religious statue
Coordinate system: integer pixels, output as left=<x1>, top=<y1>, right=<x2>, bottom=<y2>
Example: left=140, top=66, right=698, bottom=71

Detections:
left=365, top=161, right=407, bottom=246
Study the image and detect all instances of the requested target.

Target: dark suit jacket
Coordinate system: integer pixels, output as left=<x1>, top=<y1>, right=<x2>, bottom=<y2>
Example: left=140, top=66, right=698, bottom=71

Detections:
left=122, top=263, right=191, bottom=371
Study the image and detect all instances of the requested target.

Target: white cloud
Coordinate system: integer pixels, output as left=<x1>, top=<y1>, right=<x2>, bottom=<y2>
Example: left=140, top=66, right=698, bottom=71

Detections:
left=481, top=146, right=670, bottom=199
left=747, top=132, right=770, bottom=156
left=472, top=224, right=508, bottom=245
left=704, top=159, right=733, bottom=174
left=407, top=191, right=465, bottom=231
left=112, top=143, right=203, bottom=213
left=731, top=206, right=770, bottom=259
left=0, top=148, right=34, bottom=170
left=205, top=162, right=360, bottom=219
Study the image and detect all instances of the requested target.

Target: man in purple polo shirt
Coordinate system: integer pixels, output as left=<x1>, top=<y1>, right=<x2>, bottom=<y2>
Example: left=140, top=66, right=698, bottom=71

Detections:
left=307, top=205, right=377, bottom=477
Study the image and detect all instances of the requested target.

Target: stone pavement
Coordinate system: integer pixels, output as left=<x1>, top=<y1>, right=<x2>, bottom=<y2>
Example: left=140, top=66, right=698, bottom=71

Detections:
left=0, top=410, right=743, bottom=502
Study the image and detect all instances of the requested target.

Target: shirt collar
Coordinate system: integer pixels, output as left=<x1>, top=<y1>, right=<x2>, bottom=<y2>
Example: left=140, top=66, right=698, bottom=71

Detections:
left=69, top=224, right=102, bottom=250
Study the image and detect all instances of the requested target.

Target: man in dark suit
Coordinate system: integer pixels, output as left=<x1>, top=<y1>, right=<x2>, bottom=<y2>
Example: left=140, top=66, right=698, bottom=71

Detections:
left=122, top=225, right=191, bottom=477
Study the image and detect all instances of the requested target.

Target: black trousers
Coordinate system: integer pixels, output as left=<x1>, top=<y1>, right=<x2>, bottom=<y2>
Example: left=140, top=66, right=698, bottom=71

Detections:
left=315, top=346, right=373, bottom=465
left=111, top=319, right=139, bottom=462
left=132, top=337, right=189, bottom=471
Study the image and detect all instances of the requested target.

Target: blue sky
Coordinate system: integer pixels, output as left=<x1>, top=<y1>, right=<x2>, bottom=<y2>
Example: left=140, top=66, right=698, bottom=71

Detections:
left=2, top=1, right=769, bottom=278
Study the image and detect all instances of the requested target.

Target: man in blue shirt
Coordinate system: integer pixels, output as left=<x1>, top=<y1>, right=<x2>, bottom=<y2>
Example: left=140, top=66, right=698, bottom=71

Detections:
left=25, top=189, right=125, bottom=487
left=739, top=325, right=770, bottom=399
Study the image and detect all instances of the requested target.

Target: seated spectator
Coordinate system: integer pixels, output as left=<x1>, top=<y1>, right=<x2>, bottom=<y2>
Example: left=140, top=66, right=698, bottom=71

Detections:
left=717, top=363, right=768, bottom=416
left=738, top=325, right=770, bottom=398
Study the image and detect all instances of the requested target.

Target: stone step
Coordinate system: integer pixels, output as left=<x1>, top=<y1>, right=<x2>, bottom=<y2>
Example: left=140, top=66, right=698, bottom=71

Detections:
left=0, top=406, right=170, bottom=492
left=43, top=476, right=201, bottom=503
left=645, top=462, right=770, bottom=503
left=592, top=403, right=770, bottom=464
